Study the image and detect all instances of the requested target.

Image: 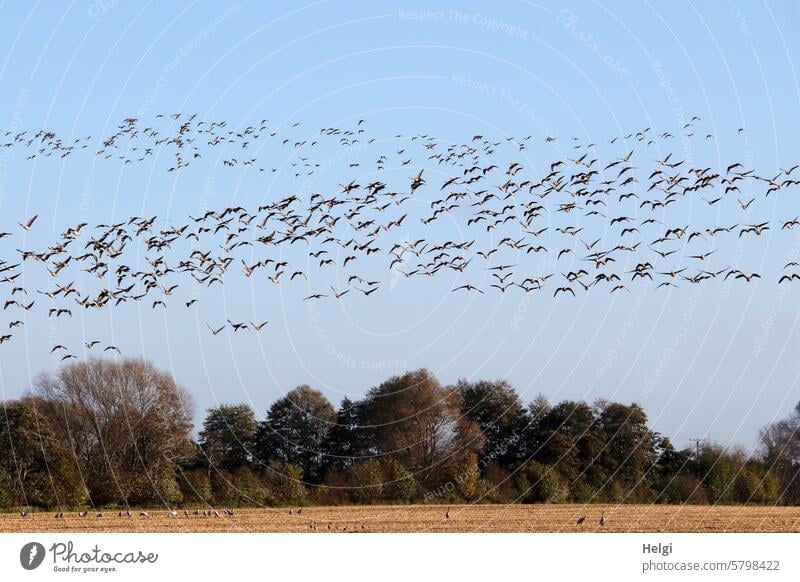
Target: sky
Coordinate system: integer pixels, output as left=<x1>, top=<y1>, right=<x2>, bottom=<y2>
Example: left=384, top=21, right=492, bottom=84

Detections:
left=1, top=0, right=800, bottom=450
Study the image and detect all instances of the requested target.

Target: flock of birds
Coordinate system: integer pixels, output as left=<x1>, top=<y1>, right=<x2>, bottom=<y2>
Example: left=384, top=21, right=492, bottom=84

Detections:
left=41, top=507, right=236, bottom=519
left=18, top=506, right=606, bottom=529
left=2, top=113, right=799, bottom=358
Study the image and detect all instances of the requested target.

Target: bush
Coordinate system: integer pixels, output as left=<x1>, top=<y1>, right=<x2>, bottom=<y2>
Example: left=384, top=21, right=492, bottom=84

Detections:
left=345, top=460, right=383, bottom=504
left=656, top=474, right=708, bottom=505
left=0, top=469, right=10, bottom=508
left=268, top=463, right=307, bottom=505
left=232, top=466, right=273, bottom=505
left=734, top=468, right=761, bottom=504
left=178, top=468, right=213, bottom=504
left=481, top=462, right=518, bottom=503
left=520, top=461, right=568, bottom=503
left=210, top=468, right=238, bottom=504
left=381, top=459, right=418, bottom=502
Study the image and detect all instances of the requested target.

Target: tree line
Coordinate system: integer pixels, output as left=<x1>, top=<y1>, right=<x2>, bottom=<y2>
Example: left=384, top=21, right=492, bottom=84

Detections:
left=1, top=358, right=798, bottom=510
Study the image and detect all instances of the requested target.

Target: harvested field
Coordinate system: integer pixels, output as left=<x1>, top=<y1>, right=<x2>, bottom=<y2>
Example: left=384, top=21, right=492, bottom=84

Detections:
left=2, top=504, right=799, bottom=533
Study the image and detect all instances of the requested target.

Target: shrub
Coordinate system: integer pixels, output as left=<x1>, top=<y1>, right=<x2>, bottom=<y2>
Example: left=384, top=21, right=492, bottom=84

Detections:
left=345, top=460, right=383, bottom=503
left=178, top=468, right=213, bottom=504
left=521, top=461, right=568, bottom=503
left=381, top=459, right=418, bottom=502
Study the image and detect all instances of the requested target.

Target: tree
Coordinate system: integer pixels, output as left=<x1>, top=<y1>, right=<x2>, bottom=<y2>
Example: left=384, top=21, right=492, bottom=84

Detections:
left=697, top=443, right=740, bottom=504
left=593, top=401, right=658, bottom=502
left=199, top=404, right=258, bottom=470
left=323, top=397, right=372, bottom=472
left=456, top=378, right=530, bottom=469
left=0, top=400, right=87, bottom=508
left=31, top=357, right=194, bottom=506
left=534, top=400, right=601, bottom=489
left=652, top=435, right=698, bottom=503
left=256, top=385, right=336, bottom=483
left=359, top=369, right=484, bottom=487
left=759, top=401, right=800, bottom=504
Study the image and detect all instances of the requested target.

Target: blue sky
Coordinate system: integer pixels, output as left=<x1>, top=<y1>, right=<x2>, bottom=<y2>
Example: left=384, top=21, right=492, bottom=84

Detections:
left=1, top=1, right=800, bottom=449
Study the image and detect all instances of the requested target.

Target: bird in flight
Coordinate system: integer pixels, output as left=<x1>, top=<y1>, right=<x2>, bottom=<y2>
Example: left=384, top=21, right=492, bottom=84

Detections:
left=19, top=214, right=38, bottom=231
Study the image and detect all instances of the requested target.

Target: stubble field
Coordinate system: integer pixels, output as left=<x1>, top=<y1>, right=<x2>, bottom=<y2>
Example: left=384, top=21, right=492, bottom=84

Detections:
left=2, top=504, right=799, bottom=533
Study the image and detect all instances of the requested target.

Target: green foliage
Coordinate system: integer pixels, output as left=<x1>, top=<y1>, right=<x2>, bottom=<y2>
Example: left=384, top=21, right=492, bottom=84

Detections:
left=4, top=362, right=798, bottom=509
left=381, top=459, right=418, bottom=502
left=256, top=386, right=336, bottom=483
left=520, top=461, right=568, bottom=503
left=323, top=397, right=371, bottom=472
left=457, top=379, right=530, bottom=469
left=178, top=467, right=213, bottom=504
left=345, top=460, right=384, bottom=504
left=656, top=474, right=707, bottom=504
left=199, top=404, right=259, bottom=469
left=232, top=466, right=273, bottom=505
left=0, top=468, right=11, bottom=507
left=699, top=444, right=739, bottom=504
left=268, top=463, right=307, bottom=505
left=0, top=400, right=88, bottom=508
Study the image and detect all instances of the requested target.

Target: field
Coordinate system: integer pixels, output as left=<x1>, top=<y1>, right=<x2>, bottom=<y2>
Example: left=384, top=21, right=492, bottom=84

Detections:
left=2, top=504, right=799, bottom=533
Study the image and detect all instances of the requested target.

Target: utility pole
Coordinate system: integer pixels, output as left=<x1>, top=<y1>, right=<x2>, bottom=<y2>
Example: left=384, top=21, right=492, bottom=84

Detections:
left=690, top=438, right=704, bottom=478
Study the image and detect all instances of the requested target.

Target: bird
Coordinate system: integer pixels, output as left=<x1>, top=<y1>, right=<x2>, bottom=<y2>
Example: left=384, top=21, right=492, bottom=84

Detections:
left=599, top=512, right=606, bottom=527
left=207, top=323, right=225, bottom=336
left=453, top=284, right=484, bottom=294
left=576, top=514, right=586, bottom=525
left=19, top=214, right=38, bottom=231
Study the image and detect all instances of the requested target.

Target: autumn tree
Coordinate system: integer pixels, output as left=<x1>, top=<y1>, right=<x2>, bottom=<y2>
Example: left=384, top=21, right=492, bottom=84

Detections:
left=759, top=401, right=800, bottom=504
left=0, top=400, right=87, bottom=508
left=31, top=358, right=193, bottom=506
left=359, top=369, right=483, bottom=487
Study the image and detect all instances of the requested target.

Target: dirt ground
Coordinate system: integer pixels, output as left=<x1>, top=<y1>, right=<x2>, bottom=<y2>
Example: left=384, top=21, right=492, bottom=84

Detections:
left=2, top=504, right=799, bottom=533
